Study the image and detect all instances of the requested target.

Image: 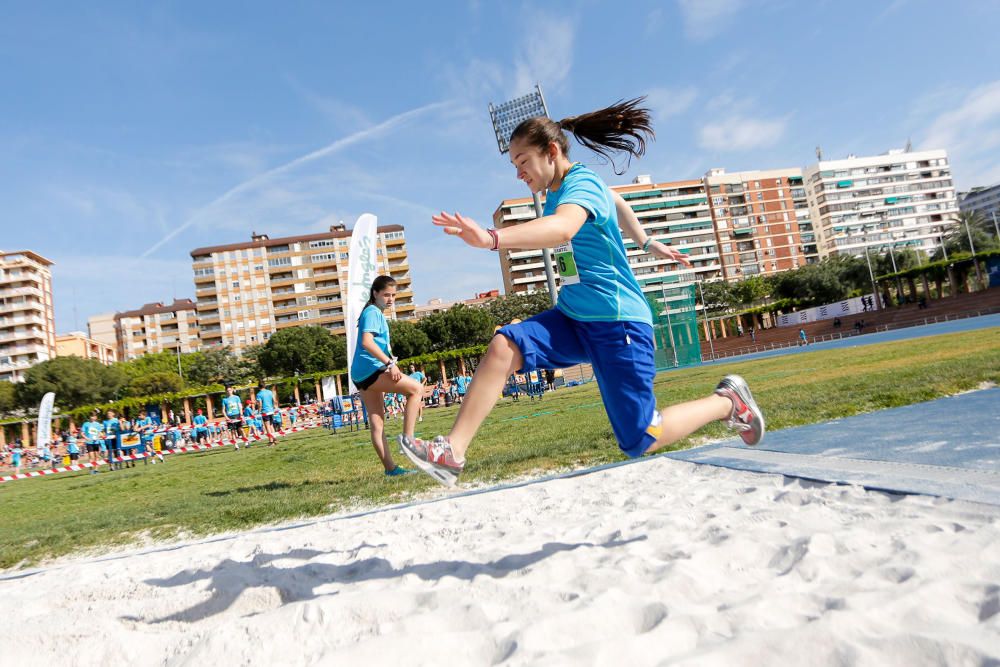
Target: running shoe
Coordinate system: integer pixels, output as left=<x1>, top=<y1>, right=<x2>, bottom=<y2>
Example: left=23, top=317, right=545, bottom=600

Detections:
left=398, top=434, right=464, bottom=488
left=384, top=465, right=414, bottom=477
left=714, top=374, right=765, bottom=446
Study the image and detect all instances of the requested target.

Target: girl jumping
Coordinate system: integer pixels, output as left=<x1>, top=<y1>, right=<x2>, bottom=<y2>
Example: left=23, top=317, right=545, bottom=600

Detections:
left=401, top=97, right=765, bottom=487
left=350, top=275, right=422, bottom=477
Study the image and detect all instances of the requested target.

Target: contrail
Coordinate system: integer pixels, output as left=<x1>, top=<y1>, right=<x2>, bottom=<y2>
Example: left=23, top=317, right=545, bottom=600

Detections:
left=140, top=100, right=450, bottom=258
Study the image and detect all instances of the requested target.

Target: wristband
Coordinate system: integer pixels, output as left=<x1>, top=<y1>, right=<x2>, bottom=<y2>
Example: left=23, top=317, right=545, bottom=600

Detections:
left=642, top=238, right=652, bottom=252
left=487, top=228, right=499, bottom=251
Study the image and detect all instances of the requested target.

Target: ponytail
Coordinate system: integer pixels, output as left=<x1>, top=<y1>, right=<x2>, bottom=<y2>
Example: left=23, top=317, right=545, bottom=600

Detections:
left=509, top=97, right=654, bottom=174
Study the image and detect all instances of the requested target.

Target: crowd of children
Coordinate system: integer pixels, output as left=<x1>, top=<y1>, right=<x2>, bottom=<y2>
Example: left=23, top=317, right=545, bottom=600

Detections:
left=1, top=387, right=311, bottom=476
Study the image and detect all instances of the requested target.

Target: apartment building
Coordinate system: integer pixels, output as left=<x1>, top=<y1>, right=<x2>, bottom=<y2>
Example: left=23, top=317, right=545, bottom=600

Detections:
left=414, top=290, right=501, bottom=320
left=191, top=224, right=413, bottom=352
left=705, top=167, right=819, bottom=281
left=0, top=251, right=56, bottom=382
left=493, top=176, right=723, bottom=308
left=55, top=331, right=118, bottom=365
left=804, top=148, right=959, bottom=258
left=115, top=299, right=200, bottom=361
left=959, top=183, right=1000, bottom=224
left=87, top=312, right=118, bottom=348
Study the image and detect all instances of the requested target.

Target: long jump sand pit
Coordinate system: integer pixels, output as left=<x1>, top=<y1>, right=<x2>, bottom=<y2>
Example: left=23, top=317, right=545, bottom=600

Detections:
left=2, top=457, right=999, bottom=665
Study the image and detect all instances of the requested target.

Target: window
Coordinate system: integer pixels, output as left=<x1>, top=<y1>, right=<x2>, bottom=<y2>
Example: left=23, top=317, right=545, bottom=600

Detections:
left=757, top=192, right=763, bottom=201
left=231, top=281, right=239, bottom=289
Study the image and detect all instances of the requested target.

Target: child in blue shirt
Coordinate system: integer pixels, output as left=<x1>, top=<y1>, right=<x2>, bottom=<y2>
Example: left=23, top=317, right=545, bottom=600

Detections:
left=402, top=99, right=765, bottom=487
left=192, top=409, right=210, bottom=444
left=349, top=275, right=422, bottom=477
left=103, top=409, right=122, bottom=471
left=82, top=411, right=104, bottom=474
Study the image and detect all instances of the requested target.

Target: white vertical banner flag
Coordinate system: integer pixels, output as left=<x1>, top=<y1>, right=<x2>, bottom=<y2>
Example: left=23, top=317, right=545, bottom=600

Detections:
left=36, top=391, right=55, bottom=451
left=345, top=213, right=379, bottom=393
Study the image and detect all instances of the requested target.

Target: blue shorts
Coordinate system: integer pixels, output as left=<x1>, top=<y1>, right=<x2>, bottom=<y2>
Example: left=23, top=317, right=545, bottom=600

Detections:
left=497, top=308, right=659, bottom=458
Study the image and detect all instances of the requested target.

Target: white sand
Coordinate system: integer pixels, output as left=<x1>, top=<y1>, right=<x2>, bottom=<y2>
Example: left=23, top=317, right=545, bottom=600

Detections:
left=2, top=458, right=999, bottom=666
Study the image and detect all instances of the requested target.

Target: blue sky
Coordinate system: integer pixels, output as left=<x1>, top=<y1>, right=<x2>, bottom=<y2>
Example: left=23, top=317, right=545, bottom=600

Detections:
left=2, top=0, right=999, bottom=333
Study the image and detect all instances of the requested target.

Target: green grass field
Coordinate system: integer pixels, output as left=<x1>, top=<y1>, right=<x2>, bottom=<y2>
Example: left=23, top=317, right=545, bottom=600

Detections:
left=2, top=328, right=999, bottom=570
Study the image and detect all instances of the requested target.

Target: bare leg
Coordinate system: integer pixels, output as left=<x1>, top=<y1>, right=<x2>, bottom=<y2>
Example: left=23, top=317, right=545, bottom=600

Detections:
left=369, top=374, right=423, bottom=440
left=644, top=394, right=732, bottom=454
left=359, top=389, right=396, bottom=472
left=447, top=335, right=524, bottom=460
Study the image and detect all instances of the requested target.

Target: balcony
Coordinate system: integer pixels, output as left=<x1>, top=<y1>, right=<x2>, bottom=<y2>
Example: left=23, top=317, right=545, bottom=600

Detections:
left=0, top=285, right=44, bottom=300
left=0, top=301, right=44, bottom=315
left=387, top=250, right=407, bottom=261
left=196, top=299, right=218, bottom=310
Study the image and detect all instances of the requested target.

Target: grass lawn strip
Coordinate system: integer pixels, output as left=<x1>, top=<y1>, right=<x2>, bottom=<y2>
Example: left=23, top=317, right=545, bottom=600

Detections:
left=0, top=328, right=997, bottom=570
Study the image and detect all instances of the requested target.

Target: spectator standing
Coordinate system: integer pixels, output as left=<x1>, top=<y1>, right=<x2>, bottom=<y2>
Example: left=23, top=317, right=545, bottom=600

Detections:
left=407, top=364, right=426, bottom=422
left=103, top=409, right=122, bottom=471
left=82, top=412, right=103, bottom=474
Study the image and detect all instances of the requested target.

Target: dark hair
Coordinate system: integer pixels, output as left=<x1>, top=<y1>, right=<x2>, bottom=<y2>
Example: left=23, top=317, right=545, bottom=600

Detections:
left=509, top=97, right=654, bottom=174
left=363, top=275, right=396, bottom=310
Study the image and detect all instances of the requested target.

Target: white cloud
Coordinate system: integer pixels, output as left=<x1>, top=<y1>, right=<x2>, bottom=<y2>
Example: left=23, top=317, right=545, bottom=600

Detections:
left=920, top=80, right=1000, bottom=188
left=513, top=13, right=575, bottom=96
left=677, top=0, right=745, bottom=41
left=644, top=86, right=698, bottom=120
left=139, top=100, right=450, bottom=258
left=699, top=115, right=789, bottom=151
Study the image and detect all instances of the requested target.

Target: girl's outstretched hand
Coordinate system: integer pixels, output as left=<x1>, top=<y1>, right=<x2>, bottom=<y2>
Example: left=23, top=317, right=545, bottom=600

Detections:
left=647, top=240, right=693, bottom=268
left=432, top=212, right=493, bottom=249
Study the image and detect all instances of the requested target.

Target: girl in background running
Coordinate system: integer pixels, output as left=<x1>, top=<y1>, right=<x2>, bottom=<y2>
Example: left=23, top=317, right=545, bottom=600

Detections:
left=350, top=275, right=421, bottom=477
left=401, top=97, right=765, bottom=487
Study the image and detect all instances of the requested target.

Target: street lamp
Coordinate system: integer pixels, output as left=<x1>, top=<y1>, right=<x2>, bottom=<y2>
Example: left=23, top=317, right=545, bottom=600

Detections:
left=962, top=215, right=984, bottom=290
left=696, top=279, right=716, bottom=359
left=489, top=85, right=558, bottom=306
left=863, top=244, right=881, bottom=311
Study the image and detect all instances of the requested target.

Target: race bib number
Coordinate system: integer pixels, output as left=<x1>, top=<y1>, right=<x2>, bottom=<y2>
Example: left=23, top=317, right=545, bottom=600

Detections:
left=553, top=242, right=580, bottom=286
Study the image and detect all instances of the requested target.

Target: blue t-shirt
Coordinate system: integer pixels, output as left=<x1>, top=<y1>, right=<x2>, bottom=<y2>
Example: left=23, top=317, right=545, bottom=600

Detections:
left=256, top=388, right=276, bottom=414
left=351, top=304, right=392, bottom=383
left=103, top=418, right=120, bottom=443
left=66, top=436, right=79, bottom=455
left=222, top=394, right=242, bottom=418
left=408, top=370, right=425, bottom=383
left=544, top=163, right=652, bottom=325
left=82, top=421, right=103, bottom=445
left=135, top=417, right=153, bottom=442
left=455, top=376, right=468, bottom=393
left=193, top=415, right=208, bottom=428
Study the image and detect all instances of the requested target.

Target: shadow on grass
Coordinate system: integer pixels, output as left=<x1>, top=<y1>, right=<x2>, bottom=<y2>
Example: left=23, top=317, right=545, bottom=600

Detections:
left=137, top=535, right=645, bottom=624
left=203, top=480, right=333, bottom=497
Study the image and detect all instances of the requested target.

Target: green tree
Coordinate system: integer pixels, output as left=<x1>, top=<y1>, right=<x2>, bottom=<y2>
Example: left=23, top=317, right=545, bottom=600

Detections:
left=875, top=248, right=922, bottom=276
left=771, top=256, right=872, bottom=305
left=258, top=326, right=346, bottom=377
left=117, top=351, right=182, bottom=381
left=698, top=280, right=735, bottom=313
left=126, top=371, right=184, bottom=397
left=388, top=319, right=431, bottom=359
left=485, top=290, right=552, bottom=325
left=730, top=275, right=772, bottom=306
left=0, top=381, right=15, bottom=415
left=932, top=211, right=1000, bottom=260
left=419, top=304, right=494, bottom=352
left=15, top=357, right=126, bottom=410
left=184, top=347, right=250, bottom=386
